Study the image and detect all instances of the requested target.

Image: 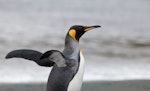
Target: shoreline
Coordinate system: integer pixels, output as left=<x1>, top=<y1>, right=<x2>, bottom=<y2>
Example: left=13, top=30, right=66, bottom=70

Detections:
left=0, top=80, right=150, bottom=91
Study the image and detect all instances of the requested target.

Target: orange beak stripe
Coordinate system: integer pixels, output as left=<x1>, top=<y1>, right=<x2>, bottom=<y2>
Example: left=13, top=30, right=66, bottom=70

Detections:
left=84, top=27, right=94, bottom=32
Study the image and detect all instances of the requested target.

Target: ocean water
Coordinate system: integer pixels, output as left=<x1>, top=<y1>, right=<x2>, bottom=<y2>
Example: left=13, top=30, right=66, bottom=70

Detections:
left=0, top=0, right=150, bottom=83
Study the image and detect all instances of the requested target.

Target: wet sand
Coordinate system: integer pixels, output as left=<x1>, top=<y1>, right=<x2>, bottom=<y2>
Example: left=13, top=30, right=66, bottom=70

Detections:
left=0, top=80, right=150, bottom=91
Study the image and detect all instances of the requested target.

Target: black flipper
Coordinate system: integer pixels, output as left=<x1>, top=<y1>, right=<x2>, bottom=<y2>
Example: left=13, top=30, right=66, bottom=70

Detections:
left=40, top=50, right=78, bottom=70
left=5, top=49, right=54, bottom=67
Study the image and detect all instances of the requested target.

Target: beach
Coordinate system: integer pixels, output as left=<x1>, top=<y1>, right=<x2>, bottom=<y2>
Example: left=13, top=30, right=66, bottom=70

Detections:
left=1, top=80, right=150, bottom=91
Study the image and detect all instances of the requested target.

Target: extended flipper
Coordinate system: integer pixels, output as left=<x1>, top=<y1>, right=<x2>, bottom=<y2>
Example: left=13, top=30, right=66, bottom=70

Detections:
left=5, top=49, right=54, bottom=67
left=40, top=50, right=78, bottom=72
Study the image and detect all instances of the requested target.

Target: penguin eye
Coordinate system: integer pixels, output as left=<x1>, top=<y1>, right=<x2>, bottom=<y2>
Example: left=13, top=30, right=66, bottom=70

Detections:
left=77, top=26, right=84, bottom=31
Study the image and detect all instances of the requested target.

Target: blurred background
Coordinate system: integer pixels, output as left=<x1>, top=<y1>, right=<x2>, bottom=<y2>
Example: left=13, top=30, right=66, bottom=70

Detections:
left=0, top=0, right=150, bottom=90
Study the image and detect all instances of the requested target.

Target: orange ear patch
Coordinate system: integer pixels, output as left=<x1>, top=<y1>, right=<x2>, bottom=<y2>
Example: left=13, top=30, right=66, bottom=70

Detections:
left=69, top=29, right=78, bottom=42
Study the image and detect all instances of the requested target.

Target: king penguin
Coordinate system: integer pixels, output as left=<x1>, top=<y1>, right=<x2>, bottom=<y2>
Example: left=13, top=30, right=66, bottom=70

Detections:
left=5, top=25, right=100, bottom=91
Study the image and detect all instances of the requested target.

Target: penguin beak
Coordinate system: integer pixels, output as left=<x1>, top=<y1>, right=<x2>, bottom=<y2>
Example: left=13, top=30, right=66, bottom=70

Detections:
left=84, top=25, right=101, bottom=32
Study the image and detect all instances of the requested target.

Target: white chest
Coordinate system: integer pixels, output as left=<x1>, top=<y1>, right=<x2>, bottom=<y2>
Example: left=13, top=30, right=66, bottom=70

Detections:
left=67, top=51, right=85, bottom=91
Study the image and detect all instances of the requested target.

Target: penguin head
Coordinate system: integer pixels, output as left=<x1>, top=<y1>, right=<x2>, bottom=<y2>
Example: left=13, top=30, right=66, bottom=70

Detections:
left=68, top=25, right=101, bottom=42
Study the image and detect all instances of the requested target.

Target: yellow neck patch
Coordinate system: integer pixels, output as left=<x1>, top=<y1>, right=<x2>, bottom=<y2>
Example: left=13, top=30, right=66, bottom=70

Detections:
left=80, top=49, right=83, bottom=54
left=69, top=29, right=78, bottom=42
